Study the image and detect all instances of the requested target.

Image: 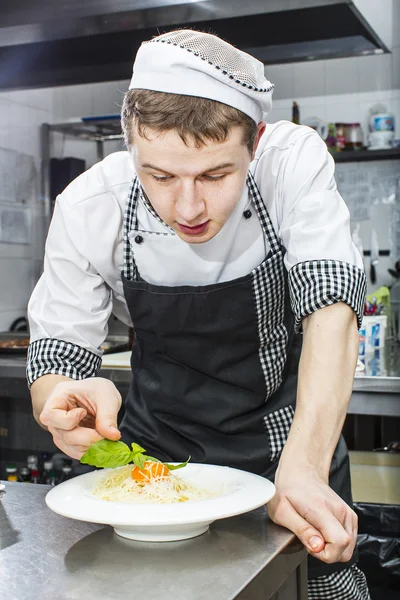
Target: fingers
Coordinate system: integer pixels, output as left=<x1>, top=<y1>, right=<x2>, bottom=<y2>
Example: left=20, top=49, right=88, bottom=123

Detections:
left=301, top=499, right=357, bottom=564
left=269, top=483, right=358, bottom=564
left=49, top=426, right=104, bottom=460
left=95, top=391, right=122, bottom=440
left=41, top=406, right=87, bottom=430
left=338, top=507, right=358, bottom=563
left=269, top=497, right=325, bottom=554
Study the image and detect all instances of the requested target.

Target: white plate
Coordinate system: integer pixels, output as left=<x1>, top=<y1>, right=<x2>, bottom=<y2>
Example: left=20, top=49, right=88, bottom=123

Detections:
left=46, top=464, right=275, bottom=542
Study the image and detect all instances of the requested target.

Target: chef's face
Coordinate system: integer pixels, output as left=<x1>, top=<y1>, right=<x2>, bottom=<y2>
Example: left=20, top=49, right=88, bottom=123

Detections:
left=132, top=123, right=265, bottom=243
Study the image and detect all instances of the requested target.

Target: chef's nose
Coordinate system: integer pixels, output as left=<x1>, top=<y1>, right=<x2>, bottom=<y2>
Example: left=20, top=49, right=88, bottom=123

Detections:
left=175, top=181, right=206, bottom=223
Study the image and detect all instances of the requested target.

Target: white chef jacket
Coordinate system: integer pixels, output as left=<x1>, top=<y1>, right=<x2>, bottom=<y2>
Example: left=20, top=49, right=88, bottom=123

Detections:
left=27, top=121, right=365, bottom=386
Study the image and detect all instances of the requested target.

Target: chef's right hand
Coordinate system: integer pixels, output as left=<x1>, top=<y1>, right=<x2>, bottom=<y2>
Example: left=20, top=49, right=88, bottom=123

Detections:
left=39, top=377, right=122, bottom=459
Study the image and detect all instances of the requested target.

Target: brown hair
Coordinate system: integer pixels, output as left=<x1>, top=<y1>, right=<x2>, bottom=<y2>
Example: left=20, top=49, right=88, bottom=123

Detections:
left=121, top=89, right=258, bottom=154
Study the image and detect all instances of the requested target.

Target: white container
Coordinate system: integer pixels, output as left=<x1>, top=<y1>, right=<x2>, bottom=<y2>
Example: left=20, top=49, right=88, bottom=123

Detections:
left=368, top=130, right=394, bottom=150
left=361, top=315, right=387, bottom=352
left=369, top=113, right=395, bottom=132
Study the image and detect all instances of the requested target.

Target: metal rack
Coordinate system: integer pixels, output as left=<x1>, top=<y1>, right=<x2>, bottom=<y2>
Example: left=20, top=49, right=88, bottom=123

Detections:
left=41, top=114, right=122, bottom=222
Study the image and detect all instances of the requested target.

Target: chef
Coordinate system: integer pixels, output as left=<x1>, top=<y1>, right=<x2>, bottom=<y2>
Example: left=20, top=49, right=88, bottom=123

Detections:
left=28, top=30, right=370, bottom=599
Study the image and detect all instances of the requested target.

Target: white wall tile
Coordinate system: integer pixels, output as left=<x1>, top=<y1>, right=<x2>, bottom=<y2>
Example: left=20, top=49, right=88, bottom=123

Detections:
left=0, top=309, right=28, bottom=332
left=7, top=88, right=54, bottom=113
left=53, top=83, right=94, bottom=119
left=392, top=46, right=400, bottom=89
left=358, top=53, right=392, bottom=92
left=325, top=57, right=359, bottom=95
left=265, top=63, right=294, bottom=101
left=92, top=81, right=126, bottom=116
left=393, top=0, right=400, bottom=48
left=266, top=106, right=291, bottom=124
left=0, top=98, right=10, bottom=149
left=325, top=99, right=361, bottom=124
left=0, top=257, right=35, bottom=312
left=301, top=104, right=327, bottom=123
left=293, top=60, right=325, bottom=98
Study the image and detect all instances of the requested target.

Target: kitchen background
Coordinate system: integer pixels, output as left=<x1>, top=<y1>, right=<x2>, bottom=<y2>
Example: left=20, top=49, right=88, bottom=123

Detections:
left=1, top=3, right=399, bottom=596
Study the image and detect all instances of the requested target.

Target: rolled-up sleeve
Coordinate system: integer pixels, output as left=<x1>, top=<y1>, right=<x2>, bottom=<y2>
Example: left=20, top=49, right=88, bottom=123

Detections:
left=278, top=131, right=366, bottom=331
left=27, top=196, right=112, bottom=387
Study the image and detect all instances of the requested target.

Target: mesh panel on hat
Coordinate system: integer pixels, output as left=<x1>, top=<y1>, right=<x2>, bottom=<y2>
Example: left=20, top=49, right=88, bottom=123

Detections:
left=146, top=30, right=272, bottom=93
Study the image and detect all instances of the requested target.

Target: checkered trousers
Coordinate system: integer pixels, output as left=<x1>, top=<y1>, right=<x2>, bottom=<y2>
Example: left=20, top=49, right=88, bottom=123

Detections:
left=309, top=564, right=371, bottom=599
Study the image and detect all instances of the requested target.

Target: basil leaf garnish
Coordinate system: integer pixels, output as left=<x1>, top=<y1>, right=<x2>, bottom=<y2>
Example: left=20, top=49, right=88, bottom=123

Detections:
left=80, top=439, right=133, bottom=469
left=163, top=456, right=191, bottom=471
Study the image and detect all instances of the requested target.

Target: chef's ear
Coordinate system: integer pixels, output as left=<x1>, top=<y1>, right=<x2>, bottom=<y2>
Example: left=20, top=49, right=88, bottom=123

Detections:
left=251, top=121, right=267, bottom=160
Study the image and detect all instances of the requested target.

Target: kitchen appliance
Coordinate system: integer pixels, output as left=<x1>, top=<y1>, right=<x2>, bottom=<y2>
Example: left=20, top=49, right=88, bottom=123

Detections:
left=368, top=131, right=395, bottom=150
left=368, top=106, right=395, bottom=149
left=302, top=116, right=329, bottom=140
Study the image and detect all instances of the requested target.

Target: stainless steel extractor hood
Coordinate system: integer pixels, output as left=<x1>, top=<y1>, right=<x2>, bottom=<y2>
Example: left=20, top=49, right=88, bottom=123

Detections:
left=0, top=0, right=393, bottom=90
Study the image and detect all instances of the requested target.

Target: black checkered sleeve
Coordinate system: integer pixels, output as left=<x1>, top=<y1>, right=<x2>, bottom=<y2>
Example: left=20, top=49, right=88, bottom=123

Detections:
left=288, top=260, right=366, bottom=333
left=26, top=338, right=102, bottom=389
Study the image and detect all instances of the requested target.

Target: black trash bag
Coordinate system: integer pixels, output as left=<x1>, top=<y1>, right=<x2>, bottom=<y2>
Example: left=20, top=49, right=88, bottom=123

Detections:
left=355, top=502, right=400, bottom=595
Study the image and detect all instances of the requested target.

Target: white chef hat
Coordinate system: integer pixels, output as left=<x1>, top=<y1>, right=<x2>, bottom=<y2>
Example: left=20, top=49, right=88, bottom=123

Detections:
left=129, top=30, right=274, bottom=123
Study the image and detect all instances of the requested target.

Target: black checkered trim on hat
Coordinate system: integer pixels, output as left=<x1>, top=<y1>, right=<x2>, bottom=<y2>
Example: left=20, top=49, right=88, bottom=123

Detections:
left=263, top=405, right=294, bottom=462
left=288, top=260, right=367, bottom=333
left=26, top=338, right=101, bottom=388
left=308, top=564, right=370, bottom=600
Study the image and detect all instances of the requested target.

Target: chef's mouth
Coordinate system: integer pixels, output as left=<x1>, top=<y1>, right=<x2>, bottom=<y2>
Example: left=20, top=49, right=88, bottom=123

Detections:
left=177, top=221, right=210, bottom=235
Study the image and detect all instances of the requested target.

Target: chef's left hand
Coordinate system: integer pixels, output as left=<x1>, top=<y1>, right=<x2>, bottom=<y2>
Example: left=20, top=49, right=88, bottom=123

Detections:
left=267, top=468, right=357, bottom=564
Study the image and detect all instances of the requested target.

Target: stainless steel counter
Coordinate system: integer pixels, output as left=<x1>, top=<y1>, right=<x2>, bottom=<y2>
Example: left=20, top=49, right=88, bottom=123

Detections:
left=0, top=482, right=307, bottom=600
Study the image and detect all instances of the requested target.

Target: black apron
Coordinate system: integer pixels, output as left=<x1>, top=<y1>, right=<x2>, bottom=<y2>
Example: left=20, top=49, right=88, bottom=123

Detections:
left=120, top=173, right=355, bottom=577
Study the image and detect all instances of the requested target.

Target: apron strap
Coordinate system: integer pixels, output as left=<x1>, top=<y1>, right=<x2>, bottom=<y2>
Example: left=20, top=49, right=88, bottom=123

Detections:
left=246, top=172, right=281, bottom=255
left=123, top=177, right=141, bottom=281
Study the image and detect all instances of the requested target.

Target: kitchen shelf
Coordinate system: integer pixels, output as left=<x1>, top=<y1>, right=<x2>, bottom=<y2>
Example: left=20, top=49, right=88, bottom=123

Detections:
left=41, top=115, right=123, bottom=223
left=48, top=115, right=122, bottom=141
left=330, top=148, right=400, bottom=163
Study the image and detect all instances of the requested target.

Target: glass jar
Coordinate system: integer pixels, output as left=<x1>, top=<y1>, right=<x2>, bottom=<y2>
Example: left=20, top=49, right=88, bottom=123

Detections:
left=335, top=123, right=346, bottom=151
left=344, top=123, right=363, bottom=150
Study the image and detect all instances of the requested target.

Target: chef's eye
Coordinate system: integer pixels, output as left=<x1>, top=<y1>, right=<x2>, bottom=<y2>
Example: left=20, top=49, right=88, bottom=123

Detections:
left=152, top=175, right=173, bottom=183
left=203, top=174, right=226, bottom=181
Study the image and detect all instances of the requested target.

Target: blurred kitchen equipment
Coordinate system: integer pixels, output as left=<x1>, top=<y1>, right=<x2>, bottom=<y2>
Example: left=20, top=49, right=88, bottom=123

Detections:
left=368, top=103, right=395, bottom=149
left=368, top=131, right=395, bottom=150
left=390, top=278, right=400, bottom=342
left=9, top=316, right=28, bottom=332
left=292, top=101, right=300, bottom=125
left=388, top=259, right=400, bottom=279
left=302, top=116, right=329, bottom=140
left=335, top=123, right=346, bottom=151
left=325, top=123, right=337, bottom=149
left=370, top=230, right=379, bottom=285
left=344, top=123, right=364, bottom=150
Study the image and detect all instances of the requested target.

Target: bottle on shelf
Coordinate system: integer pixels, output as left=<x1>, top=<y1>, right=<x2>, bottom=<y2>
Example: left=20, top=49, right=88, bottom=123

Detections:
left=27, top=454, right=39, bottom=471
left=41, top=460, right=54, bottom=485
left=19, top=467, right=31, bottom=483
left=292, top=101, right=300, bottom=125
left=59, top=465, right=73, bottom=484
left=30, top=469, right=41, bottom=484
left=47, top=469, right=59, bottom=486
left=6, top=465, right=18, bottom=482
